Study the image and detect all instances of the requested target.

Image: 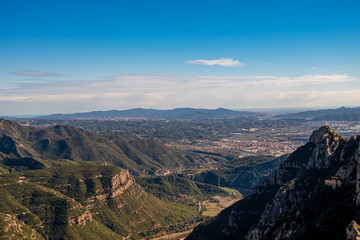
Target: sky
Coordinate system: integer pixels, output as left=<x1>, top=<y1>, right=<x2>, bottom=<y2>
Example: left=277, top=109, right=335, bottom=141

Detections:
left=0, top=0, right=359, bottom=115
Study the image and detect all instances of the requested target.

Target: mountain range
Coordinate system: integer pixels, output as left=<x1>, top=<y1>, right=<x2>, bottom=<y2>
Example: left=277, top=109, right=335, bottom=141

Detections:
left=37, top=108, right=262, bottom=120
left=0, top=118, right=213, bottom=175
left=276, top=106, right=360, bottom=121
left=3, top=117, right=360, bottom=239
left=187, top=125, right=360, bottom=240
left=0, top=119, right=242, bottom=239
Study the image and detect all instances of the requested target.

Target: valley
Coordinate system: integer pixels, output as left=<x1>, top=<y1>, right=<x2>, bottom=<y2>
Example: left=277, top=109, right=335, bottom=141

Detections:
left=0, top=118, right=244, bottom=239
left=2, top=110, right=360, bottom=239
left=186, top=125, right=360, bottom=240
left=2, top=0, right=358, bottom=238
left=17, top=117, right=360, bottom=158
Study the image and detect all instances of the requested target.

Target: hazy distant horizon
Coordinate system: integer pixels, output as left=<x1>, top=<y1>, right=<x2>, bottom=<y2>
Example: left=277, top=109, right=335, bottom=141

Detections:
left=1, top=1, right=359, bottom=116
left=2, top=105, right=359, bottom=118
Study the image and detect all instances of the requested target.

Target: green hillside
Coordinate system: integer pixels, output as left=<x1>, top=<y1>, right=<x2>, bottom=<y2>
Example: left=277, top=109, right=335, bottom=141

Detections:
left=184, top=155, right=287, bottom=194
left=136, top=175, right=242, bottom=203
left=0, top=119, right=209, bottom=175
left=0, top=164, right=202, bottom=239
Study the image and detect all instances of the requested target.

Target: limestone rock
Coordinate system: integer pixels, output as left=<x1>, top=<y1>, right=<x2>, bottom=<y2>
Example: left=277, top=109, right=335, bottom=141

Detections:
left=308, top=125, right=345, bottom=169
left=95, top=170, right=135, bottom=200
left=347, top=221, right=360, bottom=240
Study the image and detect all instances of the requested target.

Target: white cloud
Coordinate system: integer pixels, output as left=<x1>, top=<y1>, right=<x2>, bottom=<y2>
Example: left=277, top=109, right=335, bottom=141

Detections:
left=187, top=58, right=245, bottom=67
left=311, top=66, right=321, bottom=70
left=0, top=73, right=357, bottom=115
left=12, top=70, right=64, bottom=77
left=194, top=74, right=350, bottom=88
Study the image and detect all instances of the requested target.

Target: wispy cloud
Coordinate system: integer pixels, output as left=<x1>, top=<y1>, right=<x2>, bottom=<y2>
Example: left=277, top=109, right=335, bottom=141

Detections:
left=12, top=70, right=64, bottom=77
left=195, top=74, right=350, bottom=87
left=187, top=58, right=245, bottom=67
left=311, top=66, right=321, bottom=70
left=0, top=73, right=356, bottom=115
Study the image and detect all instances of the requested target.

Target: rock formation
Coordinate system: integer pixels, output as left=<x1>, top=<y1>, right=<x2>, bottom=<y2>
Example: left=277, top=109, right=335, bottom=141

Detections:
left=94, top=170, right=135, bottom=200
left=347, top=221, right=360, bottom=240
left=187, top=126, right=360, bottom=240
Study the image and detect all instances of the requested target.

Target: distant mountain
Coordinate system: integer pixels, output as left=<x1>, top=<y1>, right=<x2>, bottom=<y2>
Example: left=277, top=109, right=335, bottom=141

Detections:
left=276, top=106, right=360, bottom=121
left=39, top=108, right=262, bottom=120
left=0, top=119, right=210, bottom=175
left=186, top=126, right=360, bottom=240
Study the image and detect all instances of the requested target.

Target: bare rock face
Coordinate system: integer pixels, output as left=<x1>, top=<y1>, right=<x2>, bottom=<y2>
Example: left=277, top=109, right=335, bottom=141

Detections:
left=68, top=210, right=93, bottom=226
left=108, top=171, right=135, bottom=199
left=307, top=125, right=345, bottom=169
left=324, top=176, right=342, bottom=190
left=245, top=126, right=348, bottom=240
left=347, top=221, right=360, bottom=240
left=187, top=127, right=360, bottom=240
left=95, top=170, right=135, bottom=200
left=68, top=170, right=135, bottom=226
left=248, top=128, right=360, bottom=240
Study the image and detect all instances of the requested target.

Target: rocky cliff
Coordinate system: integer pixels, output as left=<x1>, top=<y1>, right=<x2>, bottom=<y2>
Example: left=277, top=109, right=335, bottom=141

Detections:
left=187, top=126, right=360, bottom=240
left=0, top=164, right=200, bottom=239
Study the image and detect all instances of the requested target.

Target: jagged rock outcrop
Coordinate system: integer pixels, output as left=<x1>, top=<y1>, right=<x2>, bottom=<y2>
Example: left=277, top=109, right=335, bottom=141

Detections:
left=68, top=210, right=93, bottom=226
left=245, top=126, right=348, bottom=239
left=307, top=125, right=346, bottom=169
left=0, top=213, right=44, bottom=239
left=95, top=170, right=135, bottom=200
left=187, top=126, right=360, bottom=240
left=347, top=221, right=360, bottom=240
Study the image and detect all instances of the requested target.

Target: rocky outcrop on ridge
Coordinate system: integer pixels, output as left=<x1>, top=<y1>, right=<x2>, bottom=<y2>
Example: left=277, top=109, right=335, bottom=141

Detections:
left=347, top=221, right=360, bottom=240
left=94, top=170, right=135, bottom=200
left=187, top=126, right=360, bottom=240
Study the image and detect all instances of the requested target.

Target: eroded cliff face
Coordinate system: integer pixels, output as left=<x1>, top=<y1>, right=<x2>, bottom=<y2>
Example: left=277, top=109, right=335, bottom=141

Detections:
left=68, top=209, right=93, bottom=226
left=347, top=221, right=360, bottom=240
left=187, top=126, right=360, bottom=240
left=307, top=125, right=345, bottom=169
left=246, top=126, right=358, bottom=240
left=67, top=169, right=136, bottom=226
left=94, top=170, right=135, bottom=200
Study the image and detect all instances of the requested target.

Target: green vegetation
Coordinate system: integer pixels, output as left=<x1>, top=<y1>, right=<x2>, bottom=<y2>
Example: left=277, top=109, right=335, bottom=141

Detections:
left=0, top=118, right=296, bottom=239
left=188, top=155, right=287, bottom=194
left=188, top=184, right=280, bottom=240
left=17, top=118, right=305, bottom=142
left=0, top=164, right=204, bottom=239
left=136, top=175, right=242, bottom=202
left=0, top=119, right=211, bottom=175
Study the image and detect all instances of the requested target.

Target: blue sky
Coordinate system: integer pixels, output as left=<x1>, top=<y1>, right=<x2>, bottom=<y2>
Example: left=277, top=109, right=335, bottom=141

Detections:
left=0, top=0, right=359, bottom=115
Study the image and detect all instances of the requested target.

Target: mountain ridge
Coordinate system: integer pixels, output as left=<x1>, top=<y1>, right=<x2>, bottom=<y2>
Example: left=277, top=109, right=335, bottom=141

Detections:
left=275, top=106, right=360, bottom=121
left=37, top=108, right=262, bottom=120
left=0, top=164, right=203, bottom=239
left=186, top=125, right=360, bottom=240
left=0, top=119, right=243, bottom=239
left=0, top=118, right=208, bottom=175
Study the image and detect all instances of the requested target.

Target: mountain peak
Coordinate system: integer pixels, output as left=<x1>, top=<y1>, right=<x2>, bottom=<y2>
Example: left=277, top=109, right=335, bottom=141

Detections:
left=347, top=221, right=360, bottom=240
left=309, top=125, right=336, bottom=144
left=307, top=125, right=346, bottom=169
